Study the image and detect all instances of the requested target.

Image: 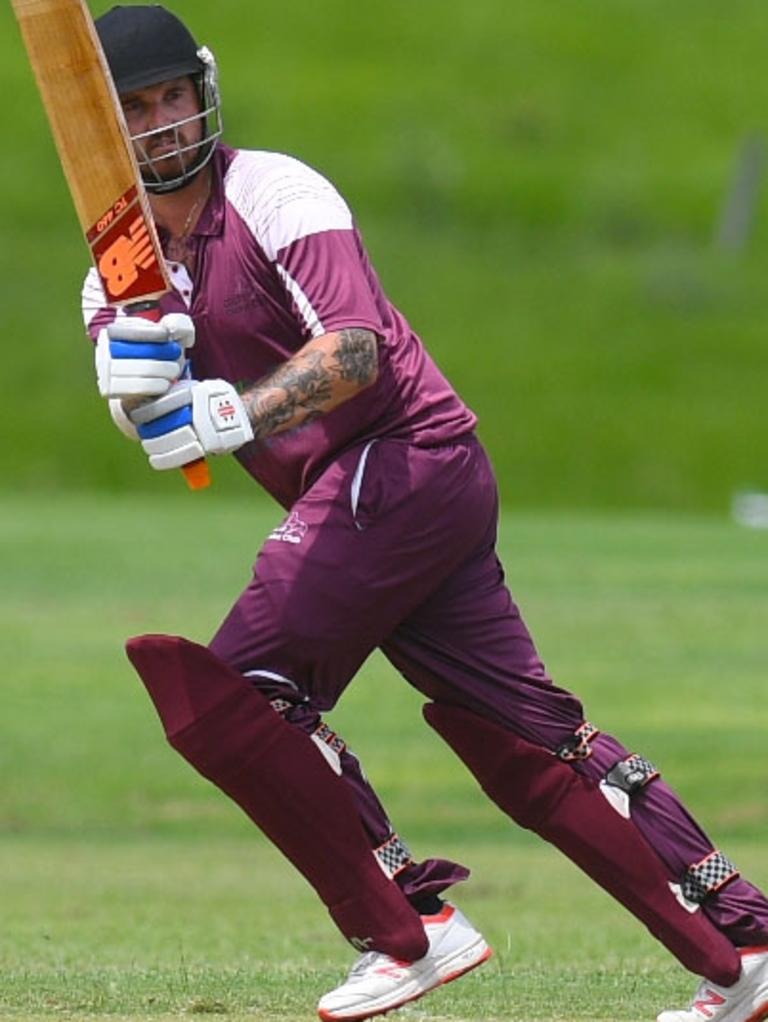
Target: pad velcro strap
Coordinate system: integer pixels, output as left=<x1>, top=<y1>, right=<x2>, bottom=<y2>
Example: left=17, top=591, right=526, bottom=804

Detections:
left=313, top=722, right=346, bottom=758
left=682, top=851, right=740, bottom=904
left=605, top=754, right=659, bottom=794
left=374, top=833, right=414, bottom=880
left=269, top=697, right=293, bottom=715
left=556, top=721, right=600, bottom=762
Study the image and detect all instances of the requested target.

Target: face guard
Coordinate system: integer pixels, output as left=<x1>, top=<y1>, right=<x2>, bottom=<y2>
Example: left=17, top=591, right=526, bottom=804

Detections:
left=96, top=6, right=223, bottom=193
left=131, top=46, right=223, bottom=194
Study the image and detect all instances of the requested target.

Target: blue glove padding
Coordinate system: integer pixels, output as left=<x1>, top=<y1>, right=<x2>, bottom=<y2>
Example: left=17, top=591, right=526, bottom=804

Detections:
left=128, top=379, right=254, bottom=471
left=135, top=403, right=193, bottom=440
left=108, top=340, right=184, bottom=363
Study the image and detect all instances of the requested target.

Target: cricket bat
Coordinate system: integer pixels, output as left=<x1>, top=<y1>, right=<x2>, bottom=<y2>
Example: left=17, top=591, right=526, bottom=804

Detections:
left=10, top=0, right=211, bottom=491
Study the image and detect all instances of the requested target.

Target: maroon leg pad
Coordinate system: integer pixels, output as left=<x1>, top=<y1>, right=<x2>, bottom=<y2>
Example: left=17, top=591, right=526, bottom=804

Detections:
left=126, top=634, right=427, bottom=961
left=424, top=701, right=740, bottom=985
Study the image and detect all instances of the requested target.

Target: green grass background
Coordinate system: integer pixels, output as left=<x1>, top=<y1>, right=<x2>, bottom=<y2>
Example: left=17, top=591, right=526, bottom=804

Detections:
left=1, top=0, right=768, bottom=507
left=0, top=1, right=767, bottom=1019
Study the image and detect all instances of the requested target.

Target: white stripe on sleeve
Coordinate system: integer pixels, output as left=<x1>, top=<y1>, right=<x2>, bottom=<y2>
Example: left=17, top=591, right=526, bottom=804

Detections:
left=275, top=263, right=326, bottom=338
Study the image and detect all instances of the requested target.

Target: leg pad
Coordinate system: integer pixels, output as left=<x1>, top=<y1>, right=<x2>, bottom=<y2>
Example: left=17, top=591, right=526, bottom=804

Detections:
left=424, top=701, right=740, bottom=986
left=127, top=634, right=428, bottom=961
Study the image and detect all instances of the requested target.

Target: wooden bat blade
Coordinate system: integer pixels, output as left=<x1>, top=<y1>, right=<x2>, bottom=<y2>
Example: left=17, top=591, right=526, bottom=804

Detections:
left=10, top=0, right=170, bottom=306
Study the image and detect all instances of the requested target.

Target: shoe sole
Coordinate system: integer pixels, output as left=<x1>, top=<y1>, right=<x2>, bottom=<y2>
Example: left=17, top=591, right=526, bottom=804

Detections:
left=657, top=996, right=768, bottom=1022
left=317, top=941, right=492, bottom=1022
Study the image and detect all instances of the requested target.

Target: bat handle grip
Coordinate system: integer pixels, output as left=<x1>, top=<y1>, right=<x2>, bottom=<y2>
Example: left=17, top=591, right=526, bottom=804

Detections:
left=125, top=300, right=211, bottom=491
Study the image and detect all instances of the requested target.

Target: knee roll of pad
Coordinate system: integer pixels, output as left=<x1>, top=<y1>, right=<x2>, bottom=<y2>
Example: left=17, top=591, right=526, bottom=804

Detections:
left=600, top=753, right=660, bottom=819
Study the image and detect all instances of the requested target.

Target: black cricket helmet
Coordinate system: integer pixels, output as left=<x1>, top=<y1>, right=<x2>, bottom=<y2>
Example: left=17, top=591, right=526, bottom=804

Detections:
left=95, top=5, right=223, bottom=193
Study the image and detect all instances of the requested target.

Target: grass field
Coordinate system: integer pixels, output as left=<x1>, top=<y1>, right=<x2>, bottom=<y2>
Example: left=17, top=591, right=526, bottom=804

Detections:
left=0, top=492, right=765, bottom=1021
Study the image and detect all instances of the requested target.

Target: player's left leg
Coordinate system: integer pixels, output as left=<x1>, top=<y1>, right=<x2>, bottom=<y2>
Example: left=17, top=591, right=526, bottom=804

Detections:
left=128, top=634, right=489, bottom=1022
left=126, top=634, right=430, bottom=962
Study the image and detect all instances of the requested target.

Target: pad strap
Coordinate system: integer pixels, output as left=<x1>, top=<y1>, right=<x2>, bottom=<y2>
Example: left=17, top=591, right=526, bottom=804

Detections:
left=374, top=834, right=415, bottom=880
left=556, top=720, right=600, bottom=761
left=605, top=754, right=659, bottom=794
left=313, top=722, right=347, bottom=758
left=682, top=851, right=740, bottom=904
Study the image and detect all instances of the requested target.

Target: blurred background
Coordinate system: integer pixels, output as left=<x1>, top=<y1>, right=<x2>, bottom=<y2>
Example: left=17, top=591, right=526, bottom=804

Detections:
left=0, top=7, right=766, bottom=1016
left=1, top=0, right=767, bottom=512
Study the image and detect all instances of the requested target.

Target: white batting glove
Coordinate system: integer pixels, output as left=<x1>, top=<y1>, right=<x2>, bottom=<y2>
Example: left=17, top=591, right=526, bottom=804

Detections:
left=95, top=312, right=195, bottom=399
left=108, top=398, right=139, bottom=441
left=128, top=379, right=254, bottom=471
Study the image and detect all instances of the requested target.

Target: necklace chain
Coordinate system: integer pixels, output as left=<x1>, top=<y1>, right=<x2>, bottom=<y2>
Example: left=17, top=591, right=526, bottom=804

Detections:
left=177, top=178, right=211, bottom=242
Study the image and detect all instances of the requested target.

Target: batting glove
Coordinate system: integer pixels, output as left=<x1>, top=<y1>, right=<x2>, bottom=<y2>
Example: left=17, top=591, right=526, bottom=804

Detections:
left=128, top=379, right=254, bottom=471
left=95, top=312, right=195, bottom=399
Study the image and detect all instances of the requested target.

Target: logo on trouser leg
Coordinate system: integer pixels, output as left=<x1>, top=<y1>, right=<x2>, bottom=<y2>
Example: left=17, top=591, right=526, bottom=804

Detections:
left=268, top=512, right=308, bottom=545
left=350, top=936, right=374, bottom=952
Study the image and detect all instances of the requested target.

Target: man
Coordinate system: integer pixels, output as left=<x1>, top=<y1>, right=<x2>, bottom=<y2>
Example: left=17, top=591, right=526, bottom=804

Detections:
left=84, top=7, right=768, bottom=1021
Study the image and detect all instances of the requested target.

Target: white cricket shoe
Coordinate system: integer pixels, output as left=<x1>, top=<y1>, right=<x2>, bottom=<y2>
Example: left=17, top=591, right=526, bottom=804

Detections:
left=317, top=903, right=491, bottom=1022
left=657, top=946, right=768, bottom=1022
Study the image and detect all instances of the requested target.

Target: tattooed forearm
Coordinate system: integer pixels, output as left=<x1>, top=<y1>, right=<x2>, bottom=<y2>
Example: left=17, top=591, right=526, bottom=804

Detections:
left=239, top=329, right=378, bottom=440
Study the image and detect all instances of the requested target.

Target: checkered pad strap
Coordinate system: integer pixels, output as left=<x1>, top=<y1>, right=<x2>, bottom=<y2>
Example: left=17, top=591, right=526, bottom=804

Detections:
left=269, top=697, right=293, bottom=715
left=682, top=851, right=740, bottom=904
left=605, top=754, right=659, bottom=794
left=374, top=833, right=415, bottom=880
left=312, top=722, right=346, bottom=757
left=556, top=721, right=600, bottom=762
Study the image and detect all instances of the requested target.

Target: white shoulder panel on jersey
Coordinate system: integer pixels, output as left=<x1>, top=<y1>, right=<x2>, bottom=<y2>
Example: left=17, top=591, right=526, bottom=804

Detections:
left=224, top=150, right=354, bottom=261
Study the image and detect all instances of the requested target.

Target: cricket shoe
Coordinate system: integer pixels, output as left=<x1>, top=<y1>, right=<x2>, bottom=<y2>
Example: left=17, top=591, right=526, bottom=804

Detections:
left=657, top=946, right=768, bottom=1022
left=317, top=903, right=492, bottom=1021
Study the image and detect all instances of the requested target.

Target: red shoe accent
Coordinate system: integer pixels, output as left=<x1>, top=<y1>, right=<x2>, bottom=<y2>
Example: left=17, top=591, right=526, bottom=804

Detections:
left=440, top=945, right=493, bottom=986
left=692, top=989, right=726, bottom=1018
left=420, top=904, right=455, bottom=925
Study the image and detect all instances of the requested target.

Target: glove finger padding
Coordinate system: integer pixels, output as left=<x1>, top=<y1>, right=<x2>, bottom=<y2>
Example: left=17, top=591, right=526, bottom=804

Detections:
left=108, top=398, right=140, bottom=442
left=107, top=314, right=195, bottom=348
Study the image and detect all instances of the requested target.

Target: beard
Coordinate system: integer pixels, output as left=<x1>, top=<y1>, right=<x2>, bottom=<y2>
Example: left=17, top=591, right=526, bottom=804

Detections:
left=136, top=120, right=205, bottom=183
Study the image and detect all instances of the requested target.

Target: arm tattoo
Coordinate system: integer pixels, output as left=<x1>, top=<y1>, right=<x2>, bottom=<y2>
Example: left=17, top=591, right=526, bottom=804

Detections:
left=241, top=329, right=378, bottom=440
left=334, top=329, right=378, bottom=385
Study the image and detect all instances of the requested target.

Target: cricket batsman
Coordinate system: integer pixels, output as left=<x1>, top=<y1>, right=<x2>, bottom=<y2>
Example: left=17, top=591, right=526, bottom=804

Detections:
left=83, top=6, right=768, bottom=1020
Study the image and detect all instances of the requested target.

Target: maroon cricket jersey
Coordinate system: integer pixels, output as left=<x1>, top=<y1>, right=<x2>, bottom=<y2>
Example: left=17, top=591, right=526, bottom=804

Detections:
left=82, top=146, right=477, bottom=507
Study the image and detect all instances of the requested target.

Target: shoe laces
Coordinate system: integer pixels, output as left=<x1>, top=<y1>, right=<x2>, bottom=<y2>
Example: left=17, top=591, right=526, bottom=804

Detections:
left=348, top=951, right=387, bottom=978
